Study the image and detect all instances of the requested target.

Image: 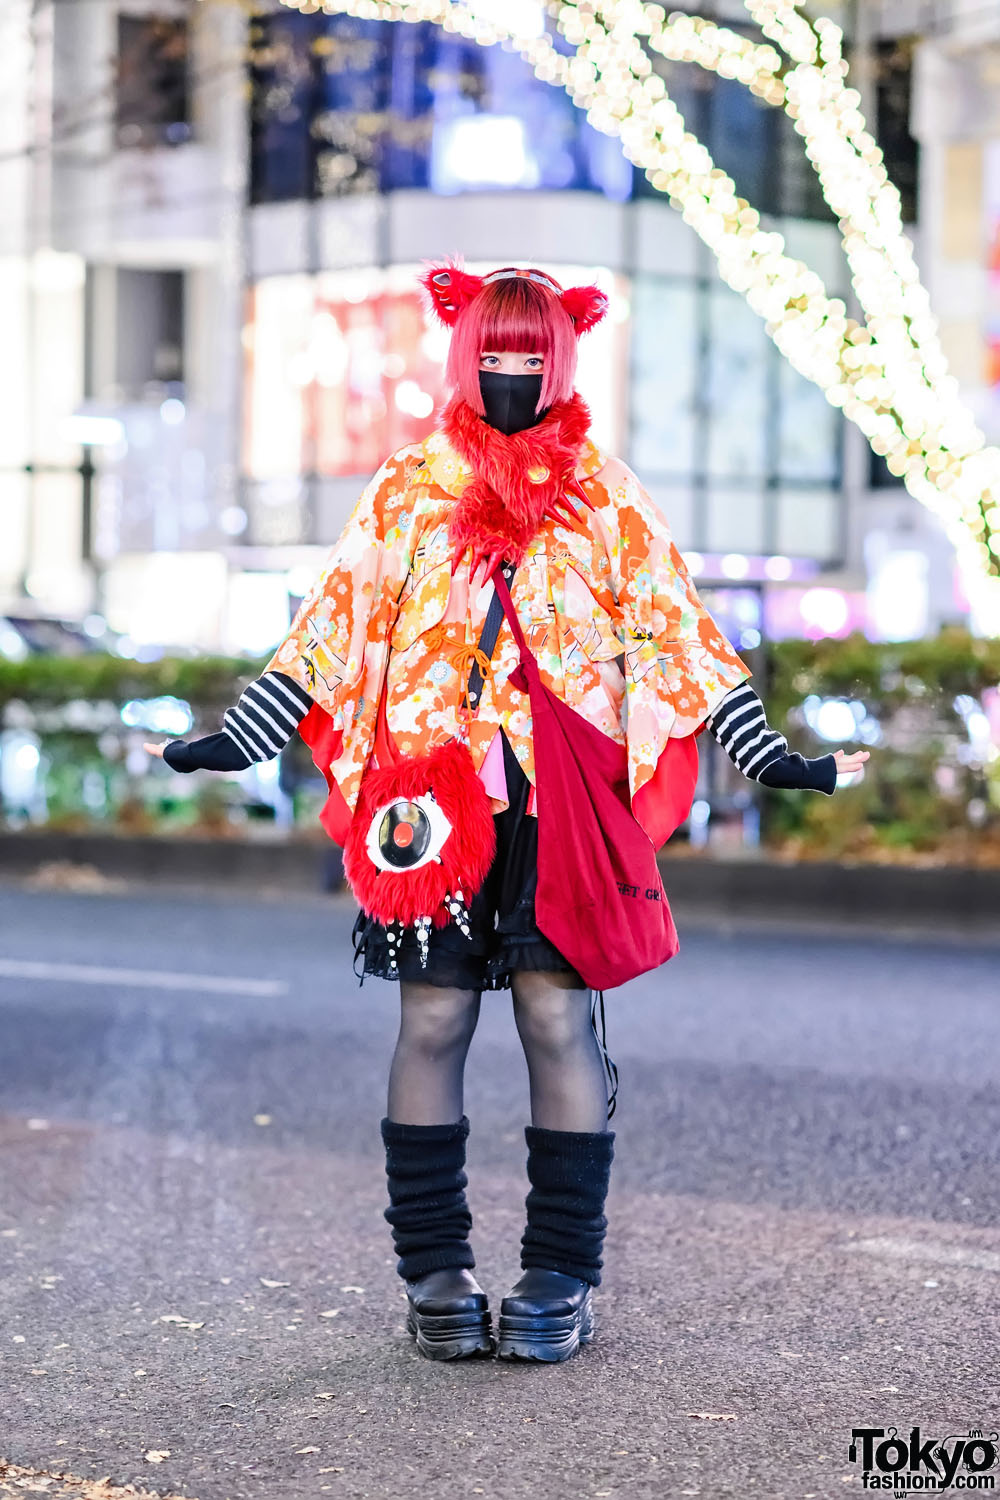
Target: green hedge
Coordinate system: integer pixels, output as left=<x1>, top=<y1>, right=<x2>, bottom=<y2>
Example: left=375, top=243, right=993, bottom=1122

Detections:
left=0, top=652, right=277, bottom=834
left=0, top=653, right=267, bottom=715
left=2, top=630, right=999, bottom=861
left=762, top=628, right=1000, bottom=863
left=766, top=627, right=1000, bottom=716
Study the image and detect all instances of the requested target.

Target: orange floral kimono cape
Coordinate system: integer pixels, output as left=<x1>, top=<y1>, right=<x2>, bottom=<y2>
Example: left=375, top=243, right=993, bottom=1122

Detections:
left=262, top=425, right=753, bottom=848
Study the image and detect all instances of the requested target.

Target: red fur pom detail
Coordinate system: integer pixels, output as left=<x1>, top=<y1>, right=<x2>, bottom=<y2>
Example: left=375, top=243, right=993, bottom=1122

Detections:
left=442, top=389, right=593, bottom=571
left=344, top=739, right=496, bottom=929
left=559, top=284, right=609, bottom=335
left=419, top=258, right=486, bottom=328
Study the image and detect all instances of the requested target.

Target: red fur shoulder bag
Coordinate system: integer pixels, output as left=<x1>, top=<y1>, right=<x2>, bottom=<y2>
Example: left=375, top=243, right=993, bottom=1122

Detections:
left=341, top=603, right=502, bottom=974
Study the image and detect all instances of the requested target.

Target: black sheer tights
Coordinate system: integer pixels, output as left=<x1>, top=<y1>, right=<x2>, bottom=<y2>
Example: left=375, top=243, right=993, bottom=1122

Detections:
left=510, top=971, right=610, bottom=1133
left=386, top=982, right=482, bottom=1126
left=386, top=972, right=609, bottom=1132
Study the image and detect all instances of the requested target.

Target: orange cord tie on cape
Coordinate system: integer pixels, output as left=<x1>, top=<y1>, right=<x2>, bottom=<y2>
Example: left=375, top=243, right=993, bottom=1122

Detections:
left=421, top=622, right=450, bottom=652
left=451, top=642, right=495, bottom=713
left=416, top=623, right=495, bottom=709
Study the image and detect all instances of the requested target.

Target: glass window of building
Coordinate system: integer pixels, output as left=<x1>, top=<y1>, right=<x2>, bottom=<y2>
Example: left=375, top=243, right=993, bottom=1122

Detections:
left=876, top=36, right=920, bottom=227
left=630, top=45, right=832, bottom=222
left=251, top=11, right=633, bottom=203
left=630, top=272, right=842, bottom=561
left=706, top=284, right=769, bottom=483
left=115, top=14, right=190, bottom=149
left=628, top=278, right=699, bottom=480
left=777, top=353, right=841, bottom=486
left=248, top=6, right=918, bottom=230
left=113, top=270, right=185, bottom=399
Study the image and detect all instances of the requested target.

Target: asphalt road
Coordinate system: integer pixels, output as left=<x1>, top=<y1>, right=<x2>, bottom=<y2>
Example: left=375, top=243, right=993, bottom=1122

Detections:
left=1, top=881, right=998, bottom=1500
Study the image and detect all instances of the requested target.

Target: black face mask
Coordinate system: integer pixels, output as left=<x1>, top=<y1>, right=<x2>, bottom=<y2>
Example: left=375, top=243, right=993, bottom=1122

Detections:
left=478, top=370, right=548, bottom=436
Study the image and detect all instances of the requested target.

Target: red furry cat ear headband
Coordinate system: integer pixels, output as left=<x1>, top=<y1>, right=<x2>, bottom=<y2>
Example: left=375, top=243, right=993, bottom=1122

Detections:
left=419, top=261, right=609, bottom=336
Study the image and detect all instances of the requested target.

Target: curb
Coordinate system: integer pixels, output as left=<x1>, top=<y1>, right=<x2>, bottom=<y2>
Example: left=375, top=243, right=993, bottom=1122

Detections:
left=657, top=851, right=1000, bottom=927
left=0, top=830, right=344, bottom=893
left=1, top=832, right=998, bottom=927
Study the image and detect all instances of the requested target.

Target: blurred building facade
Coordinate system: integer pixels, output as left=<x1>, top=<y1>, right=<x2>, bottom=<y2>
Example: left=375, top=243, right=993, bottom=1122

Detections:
left=0, top=0, right=984, bottom=657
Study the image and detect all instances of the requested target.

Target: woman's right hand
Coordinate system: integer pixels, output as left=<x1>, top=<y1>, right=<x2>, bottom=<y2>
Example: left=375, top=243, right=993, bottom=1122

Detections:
left=143, top=742, right=168, bottom=758
left=831, top=747, right=870, bottom=781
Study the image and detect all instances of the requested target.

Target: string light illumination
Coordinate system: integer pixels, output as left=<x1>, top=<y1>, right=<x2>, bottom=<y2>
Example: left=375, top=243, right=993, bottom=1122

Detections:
left=277, top=0, right=1000, bottom=626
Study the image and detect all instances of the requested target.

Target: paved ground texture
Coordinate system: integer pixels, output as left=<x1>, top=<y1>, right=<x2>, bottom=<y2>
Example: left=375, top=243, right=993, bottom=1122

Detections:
left=1, top=880, right=998, bottom=1500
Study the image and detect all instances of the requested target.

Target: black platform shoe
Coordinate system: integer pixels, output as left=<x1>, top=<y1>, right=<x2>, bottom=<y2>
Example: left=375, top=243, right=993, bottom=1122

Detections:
left=404, top=1266, right=494, bottom=1360
left=496, top=1124, right=615, bottom=1362
left=496, top=1267, right=594, bottom=1362
left=381, top=1115, right=493, bottom=1362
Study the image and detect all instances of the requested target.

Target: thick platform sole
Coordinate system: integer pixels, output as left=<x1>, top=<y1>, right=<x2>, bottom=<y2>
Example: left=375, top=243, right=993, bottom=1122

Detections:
left=495, top=1288, right=595, bottom=1362
left=405, top=1303, right=494, bottom=1360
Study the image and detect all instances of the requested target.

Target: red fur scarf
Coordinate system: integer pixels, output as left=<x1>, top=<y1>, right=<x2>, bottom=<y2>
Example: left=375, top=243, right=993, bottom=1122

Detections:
left=440, top=389, right=593, bottom=572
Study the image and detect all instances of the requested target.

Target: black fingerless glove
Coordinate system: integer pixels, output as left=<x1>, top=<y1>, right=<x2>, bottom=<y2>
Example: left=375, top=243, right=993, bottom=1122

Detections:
left=756, top=750, right=838, bottom=795
left=162, top=734, right=251, bottom=774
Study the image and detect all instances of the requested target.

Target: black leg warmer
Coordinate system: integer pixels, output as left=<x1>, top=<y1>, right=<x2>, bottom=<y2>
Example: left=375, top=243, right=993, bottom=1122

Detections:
left=519, top=1125, right=616, bottom=1287
left=380, top=1115, right=477, bottom=1282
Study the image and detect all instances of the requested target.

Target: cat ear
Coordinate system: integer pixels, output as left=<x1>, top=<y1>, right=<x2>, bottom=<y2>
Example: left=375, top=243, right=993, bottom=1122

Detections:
left=559, top=283, right=609, bottom=335
left=419, top=259, right=486, bottom=327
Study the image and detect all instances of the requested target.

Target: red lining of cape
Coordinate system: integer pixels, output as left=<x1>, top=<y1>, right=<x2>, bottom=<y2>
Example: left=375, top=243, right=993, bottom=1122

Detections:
left=297, top=702, right=350, bottom=846
left=631, top=728, right=703, bottom=850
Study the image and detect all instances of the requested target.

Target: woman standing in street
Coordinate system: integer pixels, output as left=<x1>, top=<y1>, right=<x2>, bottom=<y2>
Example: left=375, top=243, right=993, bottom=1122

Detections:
left=148, top=261, right=869, bottom=1363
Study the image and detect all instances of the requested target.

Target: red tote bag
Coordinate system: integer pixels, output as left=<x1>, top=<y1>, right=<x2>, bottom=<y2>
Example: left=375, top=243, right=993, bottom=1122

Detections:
left=492, top=572, right=680, bottom=990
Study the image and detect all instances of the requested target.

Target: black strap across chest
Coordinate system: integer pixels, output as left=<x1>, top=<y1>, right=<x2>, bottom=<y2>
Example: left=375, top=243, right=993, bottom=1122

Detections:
left=466, top=559, right=516, bottom=711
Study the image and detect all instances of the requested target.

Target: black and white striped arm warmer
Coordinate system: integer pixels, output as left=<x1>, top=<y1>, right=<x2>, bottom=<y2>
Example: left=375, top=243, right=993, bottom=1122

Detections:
left=162, top=671, right=313, bottom=774
left=705, top=682, right=838, bottom=795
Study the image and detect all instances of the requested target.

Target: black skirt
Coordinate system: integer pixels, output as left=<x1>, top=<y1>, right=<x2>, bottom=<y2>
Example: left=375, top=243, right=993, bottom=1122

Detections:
left=351, top=728, right=585, bottom=992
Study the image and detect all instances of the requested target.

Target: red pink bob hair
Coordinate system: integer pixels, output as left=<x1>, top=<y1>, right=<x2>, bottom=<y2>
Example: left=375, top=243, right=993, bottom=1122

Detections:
left=420, top=261, right=609, bottom=418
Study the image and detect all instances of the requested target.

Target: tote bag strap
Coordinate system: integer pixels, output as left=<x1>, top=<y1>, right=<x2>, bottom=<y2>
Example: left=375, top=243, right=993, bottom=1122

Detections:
left=491, top=570, right=532, bottom=662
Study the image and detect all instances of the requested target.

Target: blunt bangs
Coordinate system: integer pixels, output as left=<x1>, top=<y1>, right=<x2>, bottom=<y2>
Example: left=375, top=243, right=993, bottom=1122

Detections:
left=444, top=269, right=579, bottom=416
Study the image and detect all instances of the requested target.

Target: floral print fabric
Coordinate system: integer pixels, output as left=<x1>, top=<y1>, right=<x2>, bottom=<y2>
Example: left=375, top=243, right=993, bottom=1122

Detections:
left=263, top=425, right=753, bottom=820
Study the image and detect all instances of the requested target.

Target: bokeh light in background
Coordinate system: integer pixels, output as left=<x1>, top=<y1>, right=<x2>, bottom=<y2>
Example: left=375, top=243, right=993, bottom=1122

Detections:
left=242, top=262, right=628, bottom=486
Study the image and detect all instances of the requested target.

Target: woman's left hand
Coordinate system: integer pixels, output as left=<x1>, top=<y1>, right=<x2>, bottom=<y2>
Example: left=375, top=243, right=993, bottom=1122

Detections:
left=832, top=747, right=870, bottom=780
left=143, top=742, right=167, bottom=758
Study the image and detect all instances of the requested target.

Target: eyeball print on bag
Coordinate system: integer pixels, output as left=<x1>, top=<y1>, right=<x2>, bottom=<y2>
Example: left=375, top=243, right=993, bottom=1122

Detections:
left=343, top=739, right=497, bottom=973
